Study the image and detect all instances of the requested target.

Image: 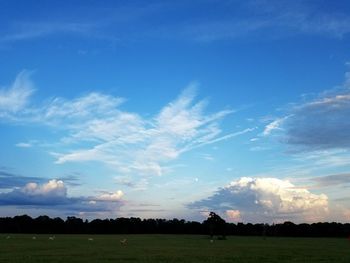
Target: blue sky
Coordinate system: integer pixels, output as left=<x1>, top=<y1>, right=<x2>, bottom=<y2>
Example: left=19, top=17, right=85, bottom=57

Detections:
left=1, top=0, right=350, bottom=223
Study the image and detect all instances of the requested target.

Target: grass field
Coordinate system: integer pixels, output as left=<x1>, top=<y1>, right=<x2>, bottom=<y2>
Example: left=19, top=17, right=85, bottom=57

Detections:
left=0, top=234, right=349, bottom=263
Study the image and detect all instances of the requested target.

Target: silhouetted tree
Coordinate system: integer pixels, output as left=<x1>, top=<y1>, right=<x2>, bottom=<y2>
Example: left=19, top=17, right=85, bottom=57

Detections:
left=0, top=214, right=349, bottom=237
left=65, top=216, right=85, bottom=234
left=203, top=212, right=227, bottom=239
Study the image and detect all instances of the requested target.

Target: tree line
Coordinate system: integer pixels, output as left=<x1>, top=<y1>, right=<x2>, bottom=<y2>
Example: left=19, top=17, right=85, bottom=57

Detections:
left=0, top=213, right=349, bottom=237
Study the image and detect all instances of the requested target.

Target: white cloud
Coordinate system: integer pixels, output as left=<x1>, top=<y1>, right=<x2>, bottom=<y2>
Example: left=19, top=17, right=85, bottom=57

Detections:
left=15, top=142, right=32, bottom=148
left=236, top=177, right=327, bottom=214
left=0, top=71, right=34, bottom=114
left=95, top=190, right=124, bottom=201
left=225, top=209, right=241, bottom=222
left=263, top=117, right=285, bottom=136
left=0, top=179, right=69, bottom=206
left=22, top=179, right=66, bottom=197
left=54, top=145, right=108, bottom=164
left=250, top=146, right=269, bottom=152
left=47, top=84, right=245, bottom=176
left=0, top=179, right=125, bottom=216
left=190, top=177, right=329, bottom=223
left=43, top=92, right=124, bottom=122
left=201, top=153, right=214, bottom=161
left=1, top=73, right=253, bottom=178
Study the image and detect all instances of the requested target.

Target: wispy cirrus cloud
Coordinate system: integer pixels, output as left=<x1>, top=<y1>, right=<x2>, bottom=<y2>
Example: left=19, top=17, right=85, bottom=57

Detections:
left=247, top=0, right=350, bottom=38
left=151, top=1, right=350, bottom=42
left=52, top=86, right=240, bottom=176
left=1, top=73, right=249, bottom=177
left=15, top=142, right=32, bottom=148
left=1, top=21, right=97, bottom=43
left=0, top=2, right=165, bottom=44
left=44, top=93, right=125, bottom=121
left=0, top=70, right=34, bottom=115
left=262, top=117, right=286, bottom=136
left=2, top=1, right=350, bottom=45
left=15, top=139, right=39, bottom=148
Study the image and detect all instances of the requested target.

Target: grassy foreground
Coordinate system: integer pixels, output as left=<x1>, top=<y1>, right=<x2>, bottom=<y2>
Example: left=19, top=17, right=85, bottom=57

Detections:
left=0, top=234, right=349, bottom=263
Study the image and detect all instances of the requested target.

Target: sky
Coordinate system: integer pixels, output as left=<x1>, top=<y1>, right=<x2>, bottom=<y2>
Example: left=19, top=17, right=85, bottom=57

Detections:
left=1, top=0, right=350, bottom=223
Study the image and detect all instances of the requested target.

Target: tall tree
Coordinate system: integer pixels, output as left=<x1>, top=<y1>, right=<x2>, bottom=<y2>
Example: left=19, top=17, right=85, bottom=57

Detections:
left=203, top=212, right=227, bottom=239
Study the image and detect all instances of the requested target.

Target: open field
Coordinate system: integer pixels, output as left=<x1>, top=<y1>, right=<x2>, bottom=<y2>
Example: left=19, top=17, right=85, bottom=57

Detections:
left=0, top=234, right=349, bottom=263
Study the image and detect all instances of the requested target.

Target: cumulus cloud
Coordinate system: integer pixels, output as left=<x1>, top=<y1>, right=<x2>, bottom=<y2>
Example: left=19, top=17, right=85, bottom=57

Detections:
left=24, top=179, right=66, bottom=196
left=94, top=190, right=124, bottom=201
left=189, top=177, right=329, bottom=223
left=0, top=180, right=68, bottom=206
left=0, top=180, right=124, bottom=215
left=0, top=70, right=34, bottom=115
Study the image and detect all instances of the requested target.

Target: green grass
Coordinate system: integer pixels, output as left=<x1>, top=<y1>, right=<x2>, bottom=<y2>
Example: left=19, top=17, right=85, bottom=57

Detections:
left=0, top=234, right=349, bottom=263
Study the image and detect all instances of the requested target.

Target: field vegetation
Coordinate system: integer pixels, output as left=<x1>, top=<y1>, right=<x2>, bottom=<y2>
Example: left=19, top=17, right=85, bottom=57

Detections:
left=1, top=234, right=349, bottom=263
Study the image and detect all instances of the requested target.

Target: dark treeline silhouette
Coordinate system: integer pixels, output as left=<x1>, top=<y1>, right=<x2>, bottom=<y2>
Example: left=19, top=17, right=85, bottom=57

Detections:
left=0, top=214, right=349, bottom=237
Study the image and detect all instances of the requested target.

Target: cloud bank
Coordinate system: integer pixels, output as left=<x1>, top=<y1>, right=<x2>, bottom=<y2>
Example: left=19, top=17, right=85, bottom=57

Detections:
left=189, top=177, right=329, bottom=223
left=284, top=91, right=350, bottom=151
left=0, top=179, right=124, bottom=215
left=0, top=179, right=69, bottom=206
left=311, top=173, right=350, bottom=188
left=262, top=71, right=350, bottom=153
left=0, top=170, right=45, bottom=189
